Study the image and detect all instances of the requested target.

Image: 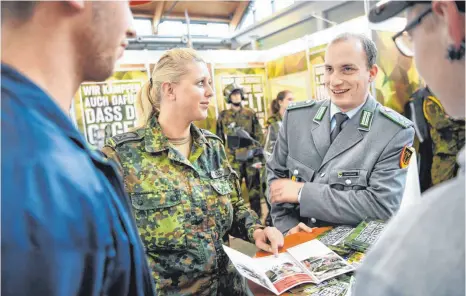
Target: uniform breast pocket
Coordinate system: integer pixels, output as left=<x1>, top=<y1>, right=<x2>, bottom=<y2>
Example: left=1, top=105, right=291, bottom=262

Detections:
left=210, top=171, right=235, bottom=231
left=130, top=191, right=187, bottom=251
left=210, top=179, right=234, bottom=227
left=286, top=156, right=315, bottom=182
left=328, top=169, right=368, bottom=191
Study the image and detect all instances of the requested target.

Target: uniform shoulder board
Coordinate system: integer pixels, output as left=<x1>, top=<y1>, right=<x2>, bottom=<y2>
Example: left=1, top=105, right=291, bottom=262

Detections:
left=379, top=106, right=413, bottom=129
left=106, top=129, right=144, bottom=148
left=287, top=99, right=316, bottom=111
left=201, top=129, right=223, bottom=143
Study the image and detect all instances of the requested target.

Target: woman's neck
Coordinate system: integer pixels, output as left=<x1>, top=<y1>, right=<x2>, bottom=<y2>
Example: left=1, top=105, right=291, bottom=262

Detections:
left=279, top=108, right=286, bottom=118
left=158, top=110, right=191, bottom=139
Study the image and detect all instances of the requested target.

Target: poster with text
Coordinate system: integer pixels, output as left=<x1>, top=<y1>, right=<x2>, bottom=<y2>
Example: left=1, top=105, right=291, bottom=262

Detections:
left=73, top=69, right=148, bottom=148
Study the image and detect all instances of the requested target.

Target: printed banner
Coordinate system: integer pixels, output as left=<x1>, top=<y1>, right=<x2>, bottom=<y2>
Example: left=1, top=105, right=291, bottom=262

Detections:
left=214, top=67, right=267, bottom=129
left=73, top=69, right=148, bottom=148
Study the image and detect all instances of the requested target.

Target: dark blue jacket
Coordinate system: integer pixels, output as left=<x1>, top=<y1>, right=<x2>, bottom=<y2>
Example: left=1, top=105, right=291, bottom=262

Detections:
left=1, top=64, right=155, bottom=296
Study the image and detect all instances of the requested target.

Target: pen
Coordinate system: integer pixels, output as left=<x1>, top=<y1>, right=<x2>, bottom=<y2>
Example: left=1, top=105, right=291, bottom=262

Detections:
left=291, top=169, right=298, bottom=182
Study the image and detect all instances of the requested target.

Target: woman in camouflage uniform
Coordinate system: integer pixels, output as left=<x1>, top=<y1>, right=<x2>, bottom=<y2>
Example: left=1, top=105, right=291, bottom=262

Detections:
left=102, top=48, right=284, bottom=296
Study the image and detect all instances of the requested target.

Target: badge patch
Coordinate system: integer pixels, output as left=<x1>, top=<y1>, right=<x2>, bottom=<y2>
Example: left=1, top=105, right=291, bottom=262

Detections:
left=400, top=146, right=415, bottom=168
left=211, top=168, right=226, bottom=179
left=338, top=171, right=360, bottom=178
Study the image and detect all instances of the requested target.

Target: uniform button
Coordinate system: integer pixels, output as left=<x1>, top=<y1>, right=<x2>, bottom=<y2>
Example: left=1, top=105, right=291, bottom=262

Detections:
left=311, top=218, right=317, bottom=223
left=320, top=173, right=325, bottom=178
left=345, top=179, right=352, bottom=185
left=137, top=199, right=144, bottom=206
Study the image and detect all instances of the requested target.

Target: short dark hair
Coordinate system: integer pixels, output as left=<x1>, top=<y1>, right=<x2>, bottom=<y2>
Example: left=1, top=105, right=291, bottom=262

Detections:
left=329, top=33, right=378, bottom=69
left=1, top=1, right=37, bottom=23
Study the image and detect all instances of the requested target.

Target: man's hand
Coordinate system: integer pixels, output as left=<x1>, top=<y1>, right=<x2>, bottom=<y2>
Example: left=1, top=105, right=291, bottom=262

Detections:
left=270, top=179, right=304, bottom=204
left=286, top=222, right=314, bottom=236
left=253, top=227, right=284, bottom=256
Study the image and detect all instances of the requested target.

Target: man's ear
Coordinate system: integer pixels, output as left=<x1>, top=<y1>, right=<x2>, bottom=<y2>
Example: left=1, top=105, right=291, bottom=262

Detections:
left=65, top=0, right=85, bottom=10
left=369, top=64, right=378, bottom=82
left=432, top=0, right=465, bottom=48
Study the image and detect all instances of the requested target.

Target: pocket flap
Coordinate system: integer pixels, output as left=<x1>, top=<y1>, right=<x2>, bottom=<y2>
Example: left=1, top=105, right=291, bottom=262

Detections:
left=286, top=156, right=315, bottom=182
left=130, top=191, right=181, bottom=210
left=210, top=179, right=233, bottom=195
left=329, top=169, right=368, bottom=187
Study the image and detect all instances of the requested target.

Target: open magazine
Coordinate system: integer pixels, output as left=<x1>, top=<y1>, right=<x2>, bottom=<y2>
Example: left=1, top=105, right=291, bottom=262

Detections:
left=223, top=240, right=355, bottom=295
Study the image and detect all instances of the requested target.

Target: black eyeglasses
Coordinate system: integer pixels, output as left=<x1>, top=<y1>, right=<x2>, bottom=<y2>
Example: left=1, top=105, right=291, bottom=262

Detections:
left=392, top=6, right=432, bottom=57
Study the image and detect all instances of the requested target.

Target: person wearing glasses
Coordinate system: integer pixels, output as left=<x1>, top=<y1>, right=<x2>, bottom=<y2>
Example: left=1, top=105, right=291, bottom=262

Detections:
left=266, top=32, right=415, bottom=235
left=354, top=1, right=465, bottom=295
left=102, top=48, right=284, bottom=295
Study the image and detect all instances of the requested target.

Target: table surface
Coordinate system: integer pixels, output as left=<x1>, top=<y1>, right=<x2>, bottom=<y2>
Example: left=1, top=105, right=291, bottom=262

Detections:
left=248, top=227, right=333, bottom=295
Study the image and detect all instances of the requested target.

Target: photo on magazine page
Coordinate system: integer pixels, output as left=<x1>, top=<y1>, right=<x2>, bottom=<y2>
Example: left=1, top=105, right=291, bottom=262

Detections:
left=287, top=240, right=354, bottom=283
left=288, top=274, right=353, bottom=296
left=256, top=252, right=315, bottom=294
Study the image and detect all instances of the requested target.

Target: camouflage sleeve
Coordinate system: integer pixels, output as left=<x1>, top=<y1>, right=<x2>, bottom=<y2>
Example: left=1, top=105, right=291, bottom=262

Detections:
left=217, top=142, right=264, bottom=242
left=101, top=146, right=124, bottom=177
left=251, top=113, right=264, bottom=145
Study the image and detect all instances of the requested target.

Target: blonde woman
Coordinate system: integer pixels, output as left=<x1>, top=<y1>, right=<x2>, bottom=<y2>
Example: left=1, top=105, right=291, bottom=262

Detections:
left=102, top=48, right=284, bottom=295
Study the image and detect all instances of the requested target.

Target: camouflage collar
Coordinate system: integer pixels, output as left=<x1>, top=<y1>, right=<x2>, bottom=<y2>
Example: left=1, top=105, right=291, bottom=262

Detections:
left=144, top=115, right=210, bottom=153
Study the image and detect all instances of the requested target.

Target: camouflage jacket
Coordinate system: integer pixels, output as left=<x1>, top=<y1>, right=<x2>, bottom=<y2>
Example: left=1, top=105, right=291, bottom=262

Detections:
left=265, top=113, right=282, bottom=128
left=423, top=96, right=465, bottom=185
left=216, top=107, right=264, bottom=162
left=102, top=115, right=262, bottom=295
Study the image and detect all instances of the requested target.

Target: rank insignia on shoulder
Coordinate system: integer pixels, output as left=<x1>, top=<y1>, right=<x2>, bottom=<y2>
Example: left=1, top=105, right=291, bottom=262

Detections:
left=110, top=131, right=143, bottom=147
left=379, top=106, right=411, bottom=129
left=287, top=99, right=316, bottom=111
left=400, top=146, right=415, bottom=168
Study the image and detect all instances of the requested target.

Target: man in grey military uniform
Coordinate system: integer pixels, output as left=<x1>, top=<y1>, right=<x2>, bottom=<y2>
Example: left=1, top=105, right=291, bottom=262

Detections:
left=267, top=32, right=415, bottom=235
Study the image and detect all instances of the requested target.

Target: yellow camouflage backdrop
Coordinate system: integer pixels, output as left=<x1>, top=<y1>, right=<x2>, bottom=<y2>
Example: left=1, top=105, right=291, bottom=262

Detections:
left=266, top=51, right=309, bottom=107
left=373, top=30, right=422, bottom=113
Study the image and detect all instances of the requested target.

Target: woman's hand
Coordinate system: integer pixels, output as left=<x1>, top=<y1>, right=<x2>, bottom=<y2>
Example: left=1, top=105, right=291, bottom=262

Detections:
left=253, top=227, right=284, bottom=256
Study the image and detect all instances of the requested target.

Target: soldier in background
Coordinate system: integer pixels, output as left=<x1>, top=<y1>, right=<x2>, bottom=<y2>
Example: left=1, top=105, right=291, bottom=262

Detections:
left=405, top=86, right=465, bottom=191
left=216, top=84, right=265, bottom=217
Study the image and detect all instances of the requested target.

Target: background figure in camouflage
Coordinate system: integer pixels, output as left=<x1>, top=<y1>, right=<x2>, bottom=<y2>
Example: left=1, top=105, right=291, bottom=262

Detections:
left=263, top=91, right=294, bottom=226
left=102, top=48, right=283, bottom=296
left=216, top=84, right=265, bottom=218
left=405, top=87, right=465, bottom=191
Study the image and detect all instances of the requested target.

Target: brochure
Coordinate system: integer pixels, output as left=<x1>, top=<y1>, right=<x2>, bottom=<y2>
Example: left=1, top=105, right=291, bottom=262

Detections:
left=223, top=240, right=354, bottom=295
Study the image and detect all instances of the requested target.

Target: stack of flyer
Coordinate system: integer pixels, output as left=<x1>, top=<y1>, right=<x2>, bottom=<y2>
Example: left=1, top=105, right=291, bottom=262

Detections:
left=223, top=240, right=354, bottom=295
